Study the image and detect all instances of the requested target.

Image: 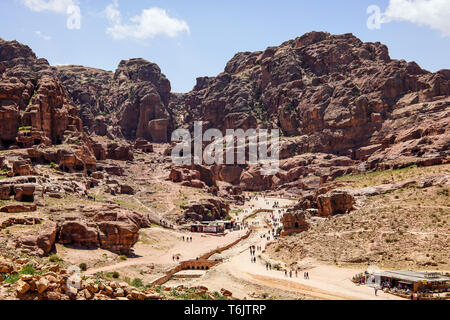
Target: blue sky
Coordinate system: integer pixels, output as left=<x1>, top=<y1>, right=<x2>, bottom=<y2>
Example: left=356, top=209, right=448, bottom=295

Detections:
left=1, top=0, right=449, bottom=92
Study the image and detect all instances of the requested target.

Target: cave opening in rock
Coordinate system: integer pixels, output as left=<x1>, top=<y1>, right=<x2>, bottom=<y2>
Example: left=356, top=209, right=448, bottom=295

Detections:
left=20, top=194, right=34, bottom=202
left=1, top=139, right=15, bottom=149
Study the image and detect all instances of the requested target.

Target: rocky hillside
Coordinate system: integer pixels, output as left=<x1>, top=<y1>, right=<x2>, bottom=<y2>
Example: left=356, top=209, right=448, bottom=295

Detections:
left=0, top=39, right=85, bottom=150
left=0, top=32, right=448, bottom=300
left=50, top=32, right=449, bottom=172
left=56, top=58, right=174, bottom=143
left=175, top=32, right=448, bottom=161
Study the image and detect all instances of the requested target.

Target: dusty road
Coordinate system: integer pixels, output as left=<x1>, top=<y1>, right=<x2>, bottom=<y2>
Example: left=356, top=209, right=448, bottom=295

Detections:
left=168, top=196, right=404, bottom=300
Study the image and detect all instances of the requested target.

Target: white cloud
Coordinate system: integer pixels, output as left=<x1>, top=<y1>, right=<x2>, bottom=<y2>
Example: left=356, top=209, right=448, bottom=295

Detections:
left=21, top=0, right=81, bottom=30
left=105, top=1, right=190, bottom=40
left=35, top=30, right=52, bottom=41
left=381, top=0, right=450, bottom=36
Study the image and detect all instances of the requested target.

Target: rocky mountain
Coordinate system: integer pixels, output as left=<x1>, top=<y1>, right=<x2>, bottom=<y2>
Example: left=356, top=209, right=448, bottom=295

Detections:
left=56, top=58, right=174, bottom=143
left=47, top=32, right=449, bottom=168
left=0, top=33, right=448, bottom=300
left=165, top=32, right=449, bottom=195
left=0, top=38, right=84, bottom=150
left=1, top=32, right=448, bottom=198
left=175, top=32, right=449, bottom=163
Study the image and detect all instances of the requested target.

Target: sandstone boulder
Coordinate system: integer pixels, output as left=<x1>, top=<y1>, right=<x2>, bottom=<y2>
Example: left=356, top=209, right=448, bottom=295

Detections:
left=58, top=221, right=100, bottom=249
left=317, top=190, right=355, bottom=217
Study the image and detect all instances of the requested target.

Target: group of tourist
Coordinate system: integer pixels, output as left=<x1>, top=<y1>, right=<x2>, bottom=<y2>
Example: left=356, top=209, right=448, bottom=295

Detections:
left=250, top=245, right=261, bottom=264
left=182, top=236, right=193, bottom=242
left=249, top=245, right=260, bottom=256
left=160, top=219, right=174, bottom=229
left=283, top=270, right=310, bottom=280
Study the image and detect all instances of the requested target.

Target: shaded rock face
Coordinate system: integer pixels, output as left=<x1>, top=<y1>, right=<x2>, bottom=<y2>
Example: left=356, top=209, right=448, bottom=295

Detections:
left=57, top=59, right=174, bottom=143
left=98, top=221, right=140, bottom=255
left=0, top=203, right=37, bottom=213
left=0, top=39, right=84, bottom=150
left=0, top=176, right=44, bottom=205
left=134, top=138, right=153, bottom=153
left=58, top=221, right=99, bottom=249
left=316, top=190, right=355, bottom=217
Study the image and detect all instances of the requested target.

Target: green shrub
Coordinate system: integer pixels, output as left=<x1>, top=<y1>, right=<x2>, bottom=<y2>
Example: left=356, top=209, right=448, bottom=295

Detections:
left=79, top=263, right=87, bottom=271
left=213, top=292, right=226, bottom=300
left=21, top=264, right=38, bottom=275
left=49, top=254, right=63, bottom=263
left=131, top=278, right=144, bottom=288
left=2, top=273, right=20, bottom=284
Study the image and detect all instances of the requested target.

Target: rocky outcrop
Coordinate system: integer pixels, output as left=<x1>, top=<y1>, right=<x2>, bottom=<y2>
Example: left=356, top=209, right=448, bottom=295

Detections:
left=27, top=145, right=97, bottom=173
left=0, top=203, right=37, bottom=213
left=14, top=222, right=58, bottom=256
left=0, top=216, right=41, bottom=229
left=54, top=205, right=151, bottom=255
left=106, top=142, right=134, bottom=161
left=134, top=138, right=153, bottom=153
left=281, top=211, right=310, bottom=236
left=58, top=221, right=99, bottom=249
left=98, top=221, right=140, bottom=255
left=57, top=59, right=174, bottom=143
left=170, top=31, right=449, bottom=172
left=316, top=190, right=355, bottom=217
left=0, top=38, right=85, bottom=150
left=0, top=156, right=36, bottom=176
left=180, top=198, right=230, bottom=223
left=0, top=176, right=44, bottom=204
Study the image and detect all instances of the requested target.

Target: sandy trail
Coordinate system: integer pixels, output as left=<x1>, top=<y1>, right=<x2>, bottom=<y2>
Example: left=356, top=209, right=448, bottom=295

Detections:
left=86, top=196, right=405, bottom=300
left=86, top=227, right=246, bottom=275
left=178, top=197, right=404, bottom=300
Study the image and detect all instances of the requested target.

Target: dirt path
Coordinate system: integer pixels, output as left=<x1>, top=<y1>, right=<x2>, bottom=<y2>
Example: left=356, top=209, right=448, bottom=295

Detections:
left=85, top=196, right=406, bottom=300
left=85, top=226, right=247, bottom=276
left=172, top=197, right=404, bottom=300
